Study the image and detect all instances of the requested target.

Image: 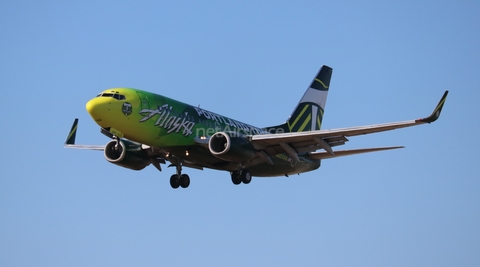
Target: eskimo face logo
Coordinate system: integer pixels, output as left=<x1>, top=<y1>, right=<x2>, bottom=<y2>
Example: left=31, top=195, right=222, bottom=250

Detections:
left=122, top=102, right=132, bottom=116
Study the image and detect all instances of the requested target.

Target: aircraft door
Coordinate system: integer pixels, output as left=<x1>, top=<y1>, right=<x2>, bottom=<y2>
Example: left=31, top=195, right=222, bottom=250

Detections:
left=136, top=92, right=150, bottom=110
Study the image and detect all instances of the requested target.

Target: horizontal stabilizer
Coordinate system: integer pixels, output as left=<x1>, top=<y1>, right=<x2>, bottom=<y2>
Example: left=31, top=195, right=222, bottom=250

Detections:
left=309, top=146, right=404, bottom=160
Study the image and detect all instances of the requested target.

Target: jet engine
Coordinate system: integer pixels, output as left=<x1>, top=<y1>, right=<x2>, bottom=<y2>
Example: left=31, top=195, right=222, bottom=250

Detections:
left=104, top=139, right=151, bottom=170
left=208, top=132, right=255, bottom=162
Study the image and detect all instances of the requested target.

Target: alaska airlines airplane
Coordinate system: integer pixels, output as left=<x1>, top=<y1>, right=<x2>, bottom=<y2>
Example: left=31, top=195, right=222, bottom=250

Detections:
left=65, top=65, right=448, bottom=189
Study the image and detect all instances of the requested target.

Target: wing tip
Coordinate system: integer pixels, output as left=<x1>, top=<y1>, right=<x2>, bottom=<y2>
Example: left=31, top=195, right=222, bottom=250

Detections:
left=416, top=90, right=449, bottom=124
left=65, top=118, right=79, bottom=145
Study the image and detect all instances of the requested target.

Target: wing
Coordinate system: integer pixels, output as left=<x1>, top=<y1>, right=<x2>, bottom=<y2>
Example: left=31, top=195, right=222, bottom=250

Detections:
left=250, top=91, right=448, bottom=160
left=63, top=119, right=200, bottom=172
left=64, top=118, right=105, bottom=150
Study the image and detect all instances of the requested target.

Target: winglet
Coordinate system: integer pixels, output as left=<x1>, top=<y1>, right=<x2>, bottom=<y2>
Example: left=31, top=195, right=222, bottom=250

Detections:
left=65, top=119, right=79, bottom=145
left=416, top=91, right=449, bottom=124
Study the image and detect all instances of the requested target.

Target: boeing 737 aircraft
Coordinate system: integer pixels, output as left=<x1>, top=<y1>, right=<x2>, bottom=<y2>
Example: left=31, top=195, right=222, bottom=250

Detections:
left=65, top=65, right=448, bottom=189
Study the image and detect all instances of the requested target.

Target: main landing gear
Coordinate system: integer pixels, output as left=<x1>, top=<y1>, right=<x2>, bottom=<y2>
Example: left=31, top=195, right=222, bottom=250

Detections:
left=167, top=157, right=253, bottom=188
left=170, top=174, right=190, bottom=189
left=169, top=162, right=190, bottom=189
left=231, top=170, right=252, bottom=185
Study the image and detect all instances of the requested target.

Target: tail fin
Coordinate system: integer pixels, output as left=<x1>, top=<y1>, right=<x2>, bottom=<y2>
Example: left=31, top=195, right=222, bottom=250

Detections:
left=265, top=65, right=332, bottom=133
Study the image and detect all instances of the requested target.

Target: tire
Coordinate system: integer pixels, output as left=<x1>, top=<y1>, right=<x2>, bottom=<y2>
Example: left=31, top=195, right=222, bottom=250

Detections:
left=180, top=174, right=190, bottom=188
left=231, top=172, right=241, bottom=185
left=170, top=174, right=180, bottom=189
left=241, top=171, right=252, bottom=184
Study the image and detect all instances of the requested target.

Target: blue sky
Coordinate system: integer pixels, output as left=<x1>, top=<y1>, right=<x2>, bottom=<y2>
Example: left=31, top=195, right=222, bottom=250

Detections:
left=1, top=1, right=479, bottom=266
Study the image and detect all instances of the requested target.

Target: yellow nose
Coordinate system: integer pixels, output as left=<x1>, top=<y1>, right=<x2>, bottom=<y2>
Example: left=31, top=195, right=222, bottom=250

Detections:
left=86, top=97, right=111, bottom=124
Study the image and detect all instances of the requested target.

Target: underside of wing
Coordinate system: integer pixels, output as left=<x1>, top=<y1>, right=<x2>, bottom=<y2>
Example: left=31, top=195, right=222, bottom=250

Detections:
left=309, top=146, right=404, bottom=160
left=64, top=119, right=105, bottom=150
left=64, top=144, right=105, bottom=150
left=252, top=120, right=416, bottom=150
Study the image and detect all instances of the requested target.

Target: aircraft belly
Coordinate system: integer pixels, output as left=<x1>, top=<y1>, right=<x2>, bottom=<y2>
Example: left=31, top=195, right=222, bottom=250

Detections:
left=164, top=146, right=240, bottom=171
left=162, top=145, right=320, bottom=177
left=248, top=155, right=320, bottom=177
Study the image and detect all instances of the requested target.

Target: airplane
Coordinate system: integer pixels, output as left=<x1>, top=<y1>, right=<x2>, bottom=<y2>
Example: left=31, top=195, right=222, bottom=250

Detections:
left=65, top=65, right=448, bottom=189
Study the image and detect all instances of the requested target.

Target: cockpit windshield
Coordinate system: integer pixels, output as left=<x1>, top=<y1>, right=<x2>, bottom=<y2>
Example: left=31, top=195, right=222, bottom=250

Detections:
left=96, top=92, right=126, bottom=100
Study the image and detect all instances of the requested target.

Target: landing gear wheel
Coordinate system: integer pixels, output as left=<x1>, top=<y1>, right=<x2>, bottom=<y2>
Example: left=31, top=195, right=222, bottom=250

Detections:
left=170, top=174, right=180, bottom=189
left=168, top=158, right=191, bottom=189
left=231, top=172, right=242, bottom=185
left=180, top=174, right=190, bottom=188
left=241, top=171, right=252, bottom=184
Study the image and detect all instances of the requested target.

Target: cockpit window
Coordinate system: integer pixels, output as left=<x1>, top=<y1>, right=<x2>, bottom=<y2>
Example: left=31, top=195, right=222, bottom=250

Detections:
left=96, top=92, right=126, bottom=100
left=114, top=93, right=126, bottom=100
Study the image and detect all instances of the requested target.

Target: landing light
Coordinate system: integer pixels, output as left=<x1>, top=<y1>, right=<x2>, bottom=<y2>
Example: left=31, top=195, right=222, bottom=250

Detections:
left=186, top=150, right=189, bottom=156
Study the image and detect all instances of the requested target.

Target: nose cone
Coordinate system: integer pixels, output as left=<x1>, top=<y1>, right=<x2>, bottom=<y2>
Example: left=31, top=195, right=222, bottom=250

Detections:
left=86, top=89, right=134, bottom=129
left=86, top=98, right=99, bottom=119
left=86, top=97, right=110, bottom=124
left=85, top=98, right=96, bottom=116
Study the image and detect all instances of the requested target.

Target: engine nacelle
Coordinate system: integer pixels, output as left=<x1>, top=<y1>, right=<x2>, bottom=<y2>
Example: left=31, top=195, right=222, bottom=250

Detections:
left=208, top=132, right=255, bottom=162
left=104, top=139, right=151, bottom=170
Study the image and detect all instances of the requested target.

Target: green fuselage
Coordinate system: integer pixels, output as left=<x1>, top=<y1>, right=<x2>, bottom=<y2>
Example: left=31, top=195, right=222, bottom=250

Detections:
left=86, top=88, right=320, bottom=176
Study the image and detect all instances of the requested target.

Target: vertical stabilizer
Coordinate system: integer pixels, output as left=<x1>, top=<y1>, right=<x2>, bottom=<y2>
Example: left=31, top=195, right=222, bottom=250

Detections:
left=265, top=65, right=332, bottom=133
